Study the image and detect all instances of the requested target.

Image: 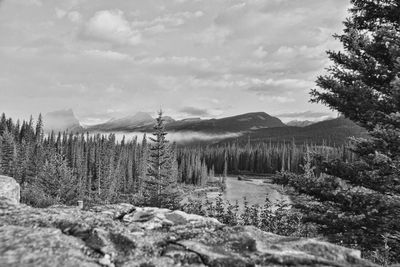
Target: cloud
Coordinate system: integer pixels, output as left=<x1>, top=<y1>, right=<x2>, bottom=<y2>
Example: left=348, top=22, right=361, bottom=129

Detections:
left=139, top=56, right=209, bottom=66
left=91, top=131, right=243, bottom=144
left=83, top=10, right=141, bottom=45
left=179, top=106, right=210, bottom=117
left=193, top=25, right=231, bottom=45
left=0, top=0, right=350, bottom=122
left=13, top=0, right=42, bottom=6
left=276, top=110, right=332, bottom=118
left=247, top=78, right=312, bottom=96
left=253, top=46, right=268, bottom=58
left=105, top=84, right=124, bottom=94
left=67, top=11, right=82, bottom=23
left=154, top=11, right=204, bottom=25
left=274, top=44, right=327, bottom=59
left=133, top=11, right=203, bottom=27
left=144, top=24, right=166, bottom=34
left=166, top=131, right=242, bottom=144
left=55, top=8, right=67, bottom=19
left=259, top=96, right=295, bottom=103
left=131, top=10, right=205, bottom=34
left=29, top=0, right=42, bottom=6
left=55, top=8, right=81, bottom=23
left=230, top=3, right=246, bottom=10
left=83, top=49, right=130, bottom=60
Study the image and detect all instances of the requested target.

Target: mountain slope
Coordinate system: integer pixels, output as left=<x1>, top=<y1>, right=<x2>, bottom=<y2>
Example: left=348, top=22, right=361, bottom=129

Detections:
left=43, top=110, right=368, bottom=145
left=222, top=117, right=368, bottom=145
left=43, top=109, right=82, bottom=133
left=88, top=112, right=155, bottom=131
left=133, top=112, right=286, bottom=133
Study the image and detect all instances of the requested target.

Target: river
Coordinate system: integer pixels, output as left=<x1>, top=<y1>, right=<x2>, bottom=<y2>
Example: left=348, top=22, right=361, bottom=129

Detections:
left=207, top=176, right=290, bottom=210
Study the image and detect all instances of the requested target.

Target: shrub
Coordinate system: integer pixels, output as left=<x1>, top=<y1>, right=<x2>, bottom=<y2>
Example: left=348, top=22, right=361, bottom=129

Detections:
left=181, top=194, right=317, bottom=239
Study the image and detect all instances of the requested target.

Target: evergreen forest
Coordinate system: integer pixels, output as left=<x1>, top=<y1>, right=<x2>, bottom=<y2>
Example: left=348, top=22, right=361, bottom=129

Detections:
left=1, top=0, right=400, bottom=265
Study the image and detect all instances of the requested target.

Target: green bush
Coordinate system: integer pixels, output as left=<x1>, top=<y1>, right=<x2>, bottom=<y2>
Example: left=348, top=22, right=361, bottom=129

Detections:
left=21, top=184, right=58, bottom=208
left=181, top=194, right=318, bottom=238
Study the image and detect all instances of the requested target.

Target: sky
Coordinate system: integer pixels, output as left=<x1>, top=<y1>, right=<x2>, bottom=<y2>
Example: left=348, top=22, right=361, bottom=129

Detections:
left=0, top=0, right=350, bottom=124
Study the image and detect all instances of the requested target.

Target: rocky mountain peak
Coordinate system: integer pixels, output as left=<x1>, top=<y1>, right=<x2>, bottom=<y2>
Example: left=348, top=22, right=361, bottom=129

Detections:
left=43, top=109, right=82, bottom=132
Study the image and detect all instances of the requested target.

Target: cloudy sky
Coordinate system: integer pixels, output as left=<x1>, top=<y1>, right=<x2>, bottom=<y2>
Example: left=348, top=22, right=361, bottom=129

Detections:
left=0, top=0, right=349, bottom=124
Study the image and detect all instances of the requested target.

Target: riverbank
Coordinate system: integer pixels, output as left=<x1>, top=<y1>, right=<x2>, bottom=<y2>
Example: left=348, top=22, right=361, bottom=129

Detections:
left=206, top=175, right=291, bottom=210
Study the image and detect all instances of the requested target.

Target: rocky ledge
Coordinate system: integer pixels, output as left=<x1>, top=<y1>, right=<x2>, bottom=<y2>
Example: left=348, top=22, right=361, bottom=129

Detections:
left=0, top=177, right=377, bottom=267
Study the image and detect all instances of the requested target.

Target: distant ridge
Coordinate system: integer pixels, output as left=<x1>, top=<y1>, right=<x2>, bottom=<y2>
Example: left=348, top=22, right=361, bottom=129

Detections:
left=43, top=109, right=83, bottom=133
left=85, top=112, right=286, bottom=133
left=42, top=110, right=367, bottom=145
left=87, top=112, right=155, bottom=132
left=133, top=112, right=287, bottom=133
left=222, top=116, right=368, bottom=145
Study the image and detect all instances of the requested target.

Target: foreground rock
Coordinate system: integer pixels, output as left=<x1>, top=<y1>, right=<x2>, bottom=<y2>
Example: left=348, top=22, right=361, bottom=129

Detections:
left=0, top=200, right=377, bottom=266
left=0, top=175, right=20, bottom=204
left=0, top=176, right=376, bottom=267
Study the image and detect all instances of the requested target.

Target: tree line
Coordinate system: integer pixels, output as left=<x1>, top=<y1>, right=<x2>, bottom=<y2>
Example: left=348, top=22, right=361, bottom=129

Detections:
left=180, top=141, right=355, bottom=178
left=0, top=111, right=207, bottom=208
left=1, top=110, right=355, bottom=206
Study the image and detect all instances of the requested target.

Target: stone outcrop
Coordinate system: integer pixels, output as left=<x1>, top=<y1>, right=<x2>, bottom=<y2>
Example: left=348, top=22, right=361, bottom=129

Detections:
left=0, top=175, right=20, bottom=204
left=0, top=177, right=378, bottom=267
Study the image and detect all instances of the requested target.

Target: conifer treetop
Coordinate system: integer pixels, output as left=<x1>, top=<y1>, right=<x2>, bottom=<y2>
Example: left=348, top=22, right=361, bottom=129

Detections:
left=311, top=0, right=400, bottom=131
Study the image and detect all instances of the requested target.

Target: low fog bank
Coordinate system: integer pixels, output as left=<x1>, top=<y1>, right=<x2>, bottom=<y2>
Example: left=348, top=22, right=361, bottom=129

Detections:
left=92, top=131, right=243, bottom=144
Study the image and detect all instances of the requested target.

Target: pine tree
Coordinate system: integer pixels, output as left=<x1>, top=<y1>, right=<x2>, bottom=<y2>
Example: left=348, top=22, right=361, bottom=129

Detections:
left=209, top=165, right=215, bottom=179
left=138, top=133, right=148, bottom=195
left=241, top=197, right=251, bottom=225
left=0, top=113, right=7, bottom=135
left=223, top=152, right=228, bottom=177
left=0, top=129, right=16, bottom=176
left=35, top=113, right=43, bottom=143
left=170, top=144, right=179, bottom=184
left=36, top=152, right=78, bottom=205
left=200, top=159, right=208, bottom=186
left=13, top=120, right=20, bottom=142
left=145, top=110, right=177, bottom=207
left=309, top=0, right=400, bottom=261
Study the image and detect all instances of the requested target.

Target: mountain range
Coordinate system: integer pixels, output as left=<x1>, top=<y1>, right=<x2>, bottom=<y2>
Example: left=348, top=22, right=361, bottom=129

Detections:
left=43, top=110, right=367, bottom=145
left=45, top=110, right=288, bottom=133
left=43, top=109, right=83, bottom=133
left=134, top=112, right=286, bottom=133
left=87, top=112, right=156, bottom=132
left=227, top=116, right=368, bottom=145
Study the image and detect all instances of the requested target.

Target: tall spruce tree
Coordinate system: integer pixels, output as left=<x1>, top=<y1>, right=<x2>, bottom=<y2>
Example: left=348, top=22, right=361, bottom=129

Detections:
left=145, top=110, right=177, bottom=207
left=223, top=152, right=228, bottom=177
left=137, top=133, right=148, bottom=195
left=0, top=113, right=7, bottom=135
left=35, top=114, right=43, bottom=142
left=0, top=129, right=16, bottom=176
left=309, top=0, right=400, bottom=262
left=35, top=152, right=78, bottom=206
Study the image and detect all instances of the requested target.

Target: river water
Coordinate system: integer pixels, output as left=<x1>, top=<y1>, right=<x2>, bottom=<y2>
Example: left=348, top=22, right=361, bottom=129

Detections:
left=207, top=176, right=290, bottom=210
